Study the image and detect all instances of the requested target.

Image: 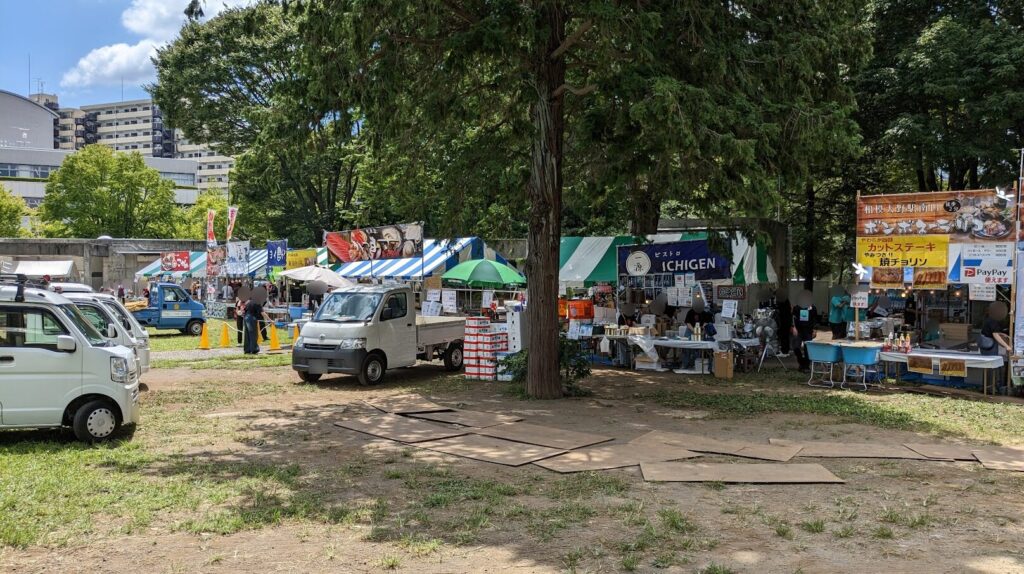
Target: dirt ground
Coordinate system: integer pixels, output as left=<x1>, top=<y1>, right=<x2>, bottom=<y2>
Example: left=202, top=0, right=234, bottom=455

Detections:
left=3, top=364, right=1024, bottom=574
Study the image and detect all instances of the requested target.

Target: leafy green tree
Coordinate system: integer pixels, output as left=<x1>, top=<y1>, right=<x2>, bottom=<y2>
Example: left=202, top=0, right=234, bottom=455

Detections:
left=0, top=184, right=28, bottom=237
left=40, top=145, right=179, bottom=238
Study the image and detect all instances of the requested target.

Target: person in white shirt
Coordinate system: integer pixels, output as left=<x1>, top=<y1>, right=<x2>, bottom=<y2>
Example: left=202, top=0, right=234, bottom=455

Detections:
left=221, top=283, right=234, bottom=301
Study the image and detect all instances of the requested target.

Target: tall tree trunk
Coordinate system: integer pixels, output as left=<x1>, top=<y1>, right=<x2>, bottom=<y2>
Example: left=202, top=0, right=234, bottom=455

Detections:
left=968, top=159, right=979, bottom=189
left=524, top=4, right=566, bottom=400
left=802, top=181, right=815, bottom=292
left=628, top=175, right=660, bottom=235
left=915, top=150, right=927, bottom=192
left=926, top=164, right=939, bottom=191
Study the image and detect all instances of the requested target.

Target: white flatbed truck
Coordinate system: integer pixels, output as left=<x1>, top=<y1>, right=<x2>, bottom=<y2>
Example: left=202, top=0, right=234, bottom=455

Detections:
left=292, top=284, right=465, bottom=385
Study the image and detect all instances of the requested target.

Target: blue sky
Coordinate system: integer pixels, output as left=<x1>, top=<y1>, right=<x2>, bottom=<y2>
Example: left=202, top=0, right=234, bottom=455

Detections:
left=0, top=0, right=248, bottom=108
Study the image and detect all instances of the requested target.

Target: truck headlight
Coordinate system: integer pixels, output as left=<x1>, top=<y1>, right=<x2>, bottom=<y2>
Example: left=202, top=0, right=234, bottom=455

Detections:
left=294, top=336, right=305, bottom=349
left=111, top=357, right=129, bottom=383
left=339, top=338, right=366, bottom=349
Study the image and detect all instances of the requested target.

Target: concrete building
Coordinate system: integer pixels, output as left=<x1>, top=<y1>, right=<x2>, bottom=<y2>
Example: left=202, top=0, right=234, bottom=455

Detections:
left=28, top=93, right=233, bottom=195
left=1, top=89, right=201, bottom=208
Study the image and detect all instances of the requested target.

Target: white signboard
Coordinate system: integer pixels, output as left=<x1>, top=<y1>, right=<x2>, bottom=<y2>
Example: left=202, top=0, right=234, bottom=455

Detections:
left=567, top=320, right=582, bottom=340
left=954, top=242, right=1013, bottom=284
left=421, top=301, right=442, bottom=316
left=679, top=288, right=693, bottom=308
left=969, top=284, right=997, bottom=302
left=674, top=275, right=686, bottom=288
left=441, top=289, right=457, bottom=313
left=640, top=314, right=656, bottom=326
left=482, top=290, right=494, bottom=309
left=665, top=287, right=679, bottom=307
left=426, top=289, right=440, bottom=302
left=850, top=288, right=869, bottom=309
left=721, top=299, right=738, bottom=319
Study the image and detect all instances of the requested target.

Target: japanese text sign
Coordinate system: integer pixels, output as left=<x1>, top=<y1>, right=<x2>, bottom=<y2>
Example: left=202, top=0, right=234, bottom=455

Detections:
left=856, top=235, right=948, bottom=268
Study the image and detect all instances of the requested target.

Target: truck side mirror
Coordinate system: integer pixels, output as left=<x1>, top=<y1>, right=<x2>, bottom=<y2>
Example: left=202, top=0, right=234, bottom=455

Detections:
left=56, top=335, right=77, bottom=353
left=107, top=324, right=117, bottom=338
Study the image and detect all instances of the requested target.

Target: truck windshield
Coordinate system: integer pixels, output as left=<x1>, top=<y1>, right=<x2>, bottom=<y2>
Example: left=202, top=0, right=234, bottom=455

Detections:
left=316, top=293, right=382, bottom=322
left=102, top=300, right=143, bottom=334
left=58, top=304, right=109, bottom=346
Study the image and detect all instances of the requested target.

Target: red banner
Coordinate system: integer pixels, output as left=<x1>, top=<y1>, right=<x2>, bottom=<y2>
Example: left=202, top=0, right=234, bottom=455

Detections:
left=160, top=251, right=190, bottom=272
left=206, top=209, right=217, bottom=248
left=226, top=206, right=238, bottom=242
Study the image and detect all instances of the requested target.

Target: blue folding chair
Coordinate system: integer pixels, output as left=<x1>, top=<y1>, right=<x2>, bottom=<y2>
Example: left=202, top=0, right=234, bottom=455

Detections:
left=805, top=342, right=843, bottom=388
left=840, top=345, right=881, bottom=391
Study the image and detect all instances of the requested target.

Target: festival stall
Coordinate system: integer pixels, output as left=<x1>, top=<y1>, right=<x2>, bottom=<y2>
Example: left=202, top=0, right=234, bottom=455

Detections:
left=847, top=189, right=1016, bottom=395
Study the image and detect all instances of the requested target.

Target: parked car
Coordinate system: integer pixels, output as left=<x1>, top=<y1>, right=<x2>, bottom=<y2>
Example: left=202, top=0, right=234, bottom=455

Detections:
left=130, top=282, right=206, bottom=335
left=64, top=292, right=151, bottom=374
left=292, top=284, right=465, bottom=384
left=0, top=275, right=140, bottom=441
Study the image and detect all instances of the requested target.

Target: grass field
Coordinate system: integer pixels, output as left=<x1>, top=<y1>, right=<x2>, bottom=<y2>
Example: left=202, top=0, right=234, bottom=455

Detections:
left=147, top=319, right=296, bottom=353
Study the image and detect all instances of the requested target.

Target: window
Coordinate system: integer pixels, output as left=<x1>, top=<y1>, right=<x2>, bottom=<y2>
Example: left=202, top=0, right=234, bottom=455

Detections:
left=163, top=287, right=189, bottom=303
left=75, top=304, right=110, bottom=333
left=159, top=172, right=195, bottom=186
left=382, top=293, right=407, bottom=320
left=0, top=306, right=69, bottom=350
left=143, top=144, right=150, bottom=148
left=143, top=106, right=150, bottom=111
left=130, top=107, right=137, bottom=112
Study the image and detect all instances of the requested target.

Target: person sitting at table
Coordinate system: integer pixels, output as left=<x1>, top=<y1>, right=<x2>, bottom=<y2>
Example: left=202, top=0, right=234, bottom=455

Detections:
left=979, top=302, right=1008, bottom=357
left=681, top=300, right=715, bottom=370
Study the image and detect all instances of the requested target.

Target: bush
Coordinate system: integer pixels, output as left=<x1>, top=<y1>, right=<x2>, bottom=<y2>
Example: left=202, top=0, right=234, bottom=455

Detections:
left=498, top=337, right=592, bottom=396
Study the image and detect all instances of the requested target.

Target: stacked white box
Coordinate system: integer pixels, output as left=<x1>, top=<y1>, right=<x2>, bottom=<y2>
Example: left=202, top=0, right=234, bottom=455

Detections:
left=507, top=310, right=526, bottom=353
left=464, top=316, right=496, bottom=380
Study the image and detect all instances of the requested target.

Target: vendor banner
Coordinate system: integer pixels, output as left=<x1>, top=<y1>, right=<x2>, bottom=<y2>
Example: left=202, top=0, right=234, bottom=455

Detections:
left=947, top=242, right=1012, bottom=284
left=858, top=190, right=1013, bottom=244
left=286, top=248, right=317, bottom=269
left=206, top=245, right=226, bottom=277
left=160, top=251, right=190, bottom=272
left=226, top=206, right=239, bottom=242
left=206, top=209, right=217, bottom=248
left=617, top=240, right=731, bottom=281
left=912, top=267, right=948, bottom=289
left=267, top=240, right=288, bottom=267
left=225, top=241, right=250, bottom=276
left=324, top=223, right=424, bottom=263
left=856, top=235, right=948, bottom=268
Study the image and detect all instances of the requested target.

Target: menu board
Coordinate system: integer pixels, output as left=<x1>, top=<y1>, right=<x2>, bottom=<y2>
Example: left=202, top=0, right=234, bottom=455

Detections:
left=426, top=289, right=440, bottom=302
left=721, top=299, right=738, bottom=319
left=969, top=284, right=996, bottom=302
left=482, top=290, right=494, bottom=309
left=441, top=289, right=458, bottom=313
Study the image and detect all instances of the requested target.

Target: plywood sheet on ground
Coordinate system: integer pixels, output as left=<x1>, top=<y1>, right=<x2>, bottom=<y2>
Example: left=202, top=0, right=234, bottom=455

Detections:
left=972, top=447, right=1024, bottom=472
left=334, top=414, right=467, bottom=443
left=629, top=430, right=747, bottom=456
left=473, top=422, right=612, bottom=450
left=416, top=434, right=565, bottom=466
left=363, top=395, right=451, bottom=414
left=534, top=442, right=701, bottom=473
left=640, top=462, right=844, bottom=484
left=409, top=409, right=523, bottom=428
left=732, top=444, right=804, bottom=462
left=903, top=443, right=979, bottom=461
left=769, top=439, right=926, bottom=459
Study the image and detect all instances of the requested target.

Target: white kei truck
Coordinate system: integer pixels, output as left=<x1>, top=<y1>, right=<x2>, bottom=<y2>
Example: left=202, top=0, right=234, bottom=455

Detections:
left=0, top=275, right=141, bottom=442
left=292, top=285, right=465, bottom=385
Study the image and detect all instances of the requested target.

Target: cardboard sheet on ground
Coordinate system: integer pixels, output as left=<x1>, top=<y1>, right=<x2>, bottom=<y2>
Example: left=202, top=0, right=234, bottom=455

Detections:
left=640, top=462, right=844, bottom=484
left=334, top=414, right=467, bottom=443
left=630, top=430, right=747, bottom=456
left=409, top=409, right=523, bottom=428
left=971, top=447, right=1024, bottom=472
left=534, top=442, right=702, bottom=473
left=769, top=439, right=926, bottom=459
left=903, top=443, right=979, bottom=461
left=416, top=434, right=565, bottom=466
left=474, top=422, right=612, bottom=450
left=363, top=395, right=451, bottom=414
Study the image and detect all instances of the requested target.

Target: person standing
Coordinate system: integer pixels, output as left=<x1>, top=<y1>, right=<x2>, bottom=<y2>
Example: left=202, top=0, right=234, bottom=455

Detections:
left=828, top=288, right=849, bottom=341
left=221, top=282, right=234, bottom=302
left=235, top=297, right=246, bottom=345
left=791, top=298, right=819, bottom=372
left=117, top=284, right=125, bottom=304
left=244, top=297, right=270, bottom=355
left=774, top=291, right=793, bottom=356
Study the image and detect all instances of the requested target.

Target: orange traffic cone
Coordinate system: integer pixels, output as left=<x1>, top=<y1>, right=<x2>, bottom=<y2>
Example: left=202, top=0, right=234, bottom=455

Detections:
left=257, top=325, right=264, bottom=344
left=268, top=324, right=281, bottom=351
left=219, top=323, right=230, bottom=348
left=198, top=323, right=210, bottom=350
left=293, top=324, right=300, bottom=340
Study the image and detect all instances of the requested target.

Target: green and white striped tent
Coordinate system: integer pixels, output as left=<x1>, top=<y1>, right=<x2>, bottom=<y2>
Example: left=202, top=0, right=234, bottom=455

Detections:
left=559, top=232, right=777, bottom=287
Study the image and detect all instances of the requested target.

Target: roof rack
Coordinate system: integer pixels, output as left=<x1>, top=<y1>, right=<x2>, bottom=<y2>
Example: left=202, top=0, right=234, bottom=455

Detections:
left=0, top=273, right=28, bottom=302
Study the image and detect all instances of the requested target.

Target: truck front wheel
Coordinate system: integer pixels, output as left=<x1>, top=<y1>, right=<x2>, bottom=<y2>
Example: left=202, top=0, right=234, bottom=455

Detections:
left=443, top=343, right=464, bottom=371
left=186, top=320, right=204, bottom=336
left=358, top=353, right=386, bottom=386
left=72, top=400, right=120, bottom=442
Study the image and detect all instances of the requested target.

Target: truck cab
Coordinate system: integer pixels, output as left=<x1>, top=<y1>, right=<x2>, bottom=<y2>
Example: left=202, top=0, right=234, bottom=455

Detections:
left=0, top=275, right=141, bottom=442
left=64, top=292, right=151, bottom=374
left=132, top=283, right=206, bottom=335
left=292, top=284, right=465, bottom=385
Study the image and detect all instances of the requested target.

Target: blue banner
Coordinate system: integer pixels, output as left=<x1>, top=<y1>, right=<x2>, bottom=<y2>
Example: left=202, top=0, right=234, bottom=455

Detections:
left=267, top=240, right=288, bottom=267
left=617, top=240, right=731, bottom=281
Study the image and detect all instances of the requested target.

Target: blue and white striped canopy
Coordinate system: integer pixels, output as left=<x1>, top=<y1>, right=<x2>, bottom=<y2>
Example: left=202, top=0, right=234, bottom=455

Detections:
left=335, top=238, right=507, bottom=279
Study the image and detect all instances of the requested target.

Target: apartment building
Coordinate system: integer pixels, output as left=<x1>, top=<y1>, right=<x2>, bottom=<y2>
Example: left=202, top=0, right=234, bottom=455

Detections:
left=29, top=93, right=232, bottom=195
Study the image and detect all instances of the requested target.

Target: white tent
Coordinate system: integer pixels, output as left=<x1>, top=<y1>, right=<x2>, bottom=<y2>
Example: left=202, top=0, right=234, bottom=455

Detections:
left=14, top=260, right=75, bottom=279
left=279, top=265, right=354, bottom=288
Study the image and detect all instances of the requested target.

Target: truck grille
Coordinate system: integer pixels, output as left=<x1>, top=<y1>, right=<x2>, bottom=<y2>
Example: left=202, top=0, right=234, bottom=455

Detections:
left=304, top=343, right=337, bottom=351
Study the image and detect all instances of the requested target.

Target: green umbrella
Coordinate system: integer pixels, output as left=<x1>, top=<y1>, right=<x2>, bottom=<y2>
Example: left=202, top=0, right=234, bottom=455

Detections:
left=442, top=259, right=526, bottom=288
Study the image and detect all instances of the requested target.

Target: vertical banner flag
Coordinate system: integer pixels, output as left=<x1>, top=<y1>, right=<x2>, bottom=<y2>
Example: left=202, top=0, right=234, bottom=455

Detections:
left=226, top=206, right=239, bottom=242
left=225, top=241, right=251, bottom=276
left=267, top=240, right=288, bottom=267
left=206, top=209, right=217, bottom=248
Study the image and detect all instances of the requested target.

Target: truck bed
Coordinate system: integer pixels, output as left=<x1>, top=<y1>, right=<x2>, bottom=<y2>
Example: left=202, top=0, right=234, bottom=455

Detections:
left=416, top=315, right=465, bottom=347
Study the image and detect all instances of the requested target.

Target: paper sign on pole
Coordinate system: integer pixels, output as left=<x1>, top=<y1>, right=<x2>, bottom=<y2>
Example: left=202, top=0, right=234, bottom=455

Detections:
left=426, top=289, right=441, bottom=302
left=969, top=284, right=997, bottom=302
left=721, top=299, right=738, bottom=319
left=441, top=289, right=457, bottom=313
left=850, top=288, right=869, bottom=309
left=482, top=290, right=494, bottom=309
left=421, top=301, right=441, bottom=316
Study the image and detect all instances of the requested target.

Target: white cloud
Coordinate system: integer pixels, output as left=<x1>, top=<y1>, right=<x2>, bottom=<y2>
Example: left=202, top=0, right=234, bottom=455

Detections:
left=61, top=0, right=254, bottom=89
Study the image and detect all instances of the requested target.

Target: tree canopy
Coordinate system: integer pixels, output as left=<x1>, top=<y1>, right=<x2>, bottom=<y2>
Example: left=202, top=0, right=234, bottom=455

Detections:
left=0, top=184, right=27, bottom=238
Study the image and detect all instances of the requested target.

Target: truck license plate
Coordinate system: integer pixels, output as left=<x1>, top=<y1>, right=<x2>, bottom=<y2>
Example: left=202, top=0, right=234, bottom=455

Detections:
left=308, top=359, right=328, bottom=374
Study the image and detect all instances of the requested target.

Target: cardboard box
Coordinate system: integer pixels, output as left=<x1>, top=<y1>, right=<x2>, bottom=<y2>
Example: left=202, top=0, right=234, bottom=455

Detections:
left=714, top=351, right=734, bottom=380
